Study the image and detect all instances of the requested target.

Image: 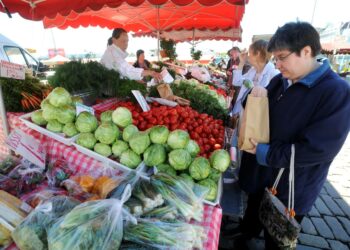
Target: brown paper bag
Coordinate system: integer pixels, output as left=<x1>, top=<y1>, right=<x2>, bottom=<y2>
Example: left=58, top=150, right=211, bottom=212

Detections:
left=238, top=94, right=269, bottom=150
left=157, top=83, right=173, bottom=99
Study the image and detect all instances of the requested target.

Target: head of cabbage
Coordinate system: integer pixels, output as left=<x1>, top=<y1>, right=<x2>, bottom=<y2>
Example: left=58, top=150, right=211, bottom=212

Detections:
left=42, top=102, right=59, bottom=121
left=189, top=157, right=211, bottom=180
left=94, top=122, right=119, bottom=144
left=168, top=149, right=192, bottom=170
left=76, top=132, right=97, bottom=149
left=210, top=149, right=231, bottom=172
left=48, top=87, right=72, bottom=107
left=63, top=123, right=78, bottom=137
left=46, top=120, right=63, bottom=133
left=185, top=140, right=200, bottom=157
left=75, top=112, right=98, bottom=133
left=198, top=178, right=218, bottom=201
left=94, top=143, right=112, bottom=157
left=143, top=144, right=166, bottom=167
left=100, top=110, right=113, bottom=123
left=31, top=110, right=47, bottom=126
left=122, top=124, right=139, bottom=142
left=57, top=105, right=76, bottom=124
left=112, top=140, right=129, bottom=157
left=156, top=164, right=177, bottom=177
left=120, top=149, right=141, bottom=169
left=112, top=107, right=132, bottom=128
left=167, top=130, right=190, bottom=149
left=129, top=132, right=151, bottom=155
left=150, top=125, right=169, bottom=144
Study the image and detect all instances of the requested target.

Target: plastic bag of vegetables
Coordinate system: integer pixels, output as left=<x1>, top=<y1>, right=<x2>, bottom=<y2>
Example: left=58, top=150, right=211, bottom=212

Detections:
left=151, top=173, right=204, bottom=222
left=124, top=218, right=205, bottom=249
left=47, top=185, right=134, bottom=250
left=12, top=196, right=80, bottom=250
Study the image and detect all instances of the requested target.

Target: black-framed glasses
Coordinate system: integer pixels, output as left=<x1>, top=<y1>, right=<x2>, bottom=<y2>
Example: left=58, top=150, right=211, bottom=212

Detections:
left=272, top=52, right=294, bottom=64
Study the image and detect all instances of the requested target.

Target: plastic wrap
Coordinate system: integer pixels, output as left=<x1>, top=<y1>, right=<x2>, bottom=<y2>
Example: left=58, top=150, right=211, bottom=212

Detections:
left=46, top=159, right=73, bottom=188
left=0, top=154, right=20, bottom=175
left=124, top=218, right=205, bottom=250
left=47, top=185, right=133, bottom=250
left=21, top=188, right=68, bottom=208
left=12, top=196, right=80, bottom=250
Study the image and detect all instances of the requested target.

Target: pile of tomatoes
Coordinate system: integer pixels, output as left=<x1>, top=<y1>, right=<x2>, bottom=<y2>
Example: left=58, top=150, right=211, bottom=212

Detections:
left=113, top=101, right=225, bottom=158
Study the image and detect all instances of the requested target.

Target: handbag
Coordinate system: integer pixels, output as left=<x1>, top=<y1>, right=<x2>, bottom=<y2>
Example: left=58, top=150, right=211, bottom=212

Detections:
left=259, top=144, right=301, bottom=249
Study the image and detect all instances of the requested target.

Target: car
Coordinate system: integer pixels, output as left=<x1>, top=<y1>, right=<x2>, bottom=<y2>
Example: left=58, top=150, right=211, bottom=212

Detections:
left=0, top=33, right=48, bottom=77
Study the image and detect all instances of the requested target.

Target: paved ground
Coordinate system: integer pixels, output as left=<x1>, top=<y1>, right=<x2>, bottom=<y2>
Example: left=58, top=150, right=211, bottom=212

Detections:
left=220, top=134, right=350, bottom=250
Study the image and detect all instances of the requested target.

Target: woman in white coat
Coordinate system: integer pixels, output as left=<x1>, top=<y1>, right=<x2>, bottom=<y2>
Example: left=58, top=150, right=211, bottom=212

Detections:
left=231, top=40, right=279, bottom=116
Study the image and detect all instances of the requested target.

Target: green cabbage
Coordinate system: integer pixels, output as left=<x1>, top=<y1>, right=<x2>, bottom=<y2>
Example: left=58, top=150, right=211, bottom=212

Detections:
left=149, top=125, right=169, bottom=144
left=42, top=103, right=59, bottom=121
left=76, top=132, right=97, bottom=149
left=189, top=157, right=211, bottom=180
left=129, top=132, right=151, bottom=155
left=94, top=143, right=112, bottom=157
left=63, top=123, right=79, bottom=137
left=94, top=122, right=119, bottom=144
left=156, top=164, right=177, bottom=177
left=143, top=144, right=166, bottom=167
left=120, top=149, right=141, bottom=169
left=122, top=125, right=139, bottom=142
left=46, top=120, right=63, bottom=133
left=31, top=110, right=47, bottom=126
left=75, top=112, right=98, bottom=133
left=100, top=110, right=113, bottom=123
left=210, top=149, right=231, bottom=172
left=40, top=98, right=51, bottom=110
left=198, top=178, right=218, bottom=201
left=112, top=107, right=132, bottom=128
left=209, top=168, right=221, bottom=182
left=168, top=149, right=192, bottom=170
left=57, top=105, right=76, bottom=124
left=167, top=130, right=190, bottom=149
left=185, top=140, right=200, bottom=157
left=48, top=87, right=72, bottom=107
left=112, top=140, right=129, bottom=157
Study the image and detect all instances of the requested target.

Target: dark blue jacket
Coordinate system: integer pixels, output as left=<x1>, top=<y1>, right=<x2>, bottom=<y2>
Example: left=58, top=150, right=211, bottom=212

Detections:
left=239, top=59, right=350, bottom=215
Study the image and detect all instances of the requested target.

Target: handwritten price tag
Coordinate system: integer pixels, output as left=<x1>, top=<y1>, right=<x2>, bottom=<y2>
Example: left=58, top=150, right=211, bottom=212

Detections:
left=6, top=129, right=46, bottom=169
left=0, top=60, right=25, bottom=80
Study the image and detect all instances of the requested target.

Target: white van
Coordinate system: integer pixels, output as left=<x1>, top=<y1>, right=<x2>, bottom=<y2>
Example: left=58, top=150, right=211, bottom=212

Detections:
left=0, top=33, right=48, bottom=76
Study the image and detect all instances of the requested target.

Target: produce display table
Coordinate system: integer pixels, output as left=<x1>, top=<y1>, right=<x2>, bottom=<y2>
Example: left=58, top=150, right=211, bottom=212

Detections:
left=2, top=112, right=223, bottom=250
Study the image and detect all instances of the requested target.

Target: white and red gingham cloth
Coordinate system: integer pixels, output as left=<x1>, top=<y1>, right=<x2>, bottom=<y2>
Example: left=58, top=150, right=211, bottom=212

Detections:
left=3, top=112, right=223, bottom=250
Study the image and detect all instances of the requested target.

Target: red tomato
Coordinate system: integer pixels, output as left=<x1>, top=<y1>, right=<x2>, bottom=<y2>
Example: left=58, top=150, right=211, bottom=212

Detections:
left=188, top=125, right=193, bottom=131
left=204, top=145, right=211, bottom=151
left=170, top=116, right=178, bottom=124
left=195, top=127, right=203, bottom=134
left=209, top=138, right=216, bottom=145
left=214, top=144, right=222, bottom=149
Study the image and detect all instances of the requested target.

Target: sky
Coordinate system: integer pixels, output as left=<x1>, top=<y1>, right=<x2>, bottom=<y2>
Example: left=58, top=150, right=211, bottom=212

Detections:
left=0, top=0, right=349, bottom=59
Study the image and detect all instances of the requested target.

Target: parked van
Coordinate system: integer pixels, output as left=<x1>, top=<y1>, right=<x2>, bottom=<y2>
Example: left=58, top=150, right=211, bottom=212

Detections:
left=0, top=33, right=48, bottom=76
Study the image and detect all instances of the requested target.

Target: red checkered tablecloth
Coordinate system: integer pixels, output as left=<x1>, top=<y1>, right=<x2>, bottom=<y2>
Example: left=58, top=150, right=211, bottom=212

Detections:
left=3, top=112, right=223, bottom=250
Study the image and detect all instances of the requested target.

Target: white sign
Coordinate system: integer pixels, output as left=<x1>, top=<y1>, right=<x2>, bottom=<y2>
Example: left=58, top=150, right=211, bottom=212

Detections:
left=6, top=129, right=46, bottom=168
left=0, top=60, right=25, bottom=80
left=160, top=68, right=174, bottom=84
left=76, top=102, right=95, bottom=116
left=132, top=90, right=150, bottom=112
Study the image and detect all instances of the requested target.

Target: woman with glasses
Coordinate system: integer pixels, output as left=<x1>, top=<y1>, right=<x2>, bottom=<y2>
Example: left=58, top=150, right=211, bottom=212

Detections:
left=230, top=22, right=350, bottom=250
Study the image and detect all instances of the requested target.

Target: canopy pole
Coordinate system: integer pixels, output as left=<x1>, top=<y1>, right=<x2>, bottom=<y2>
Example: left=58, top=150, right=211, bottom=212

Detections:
left=156, top=5, right=160, bottom=61
left=0, top=85, right=10, bottom=138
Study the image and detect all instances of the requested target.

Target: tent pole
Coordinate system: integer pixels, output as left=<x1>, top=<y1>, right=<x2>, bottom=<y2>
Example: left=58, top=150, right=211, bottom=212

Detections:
left=0, top=85, right=10, bottom=138
left=157, top=5, right=160, bottom=61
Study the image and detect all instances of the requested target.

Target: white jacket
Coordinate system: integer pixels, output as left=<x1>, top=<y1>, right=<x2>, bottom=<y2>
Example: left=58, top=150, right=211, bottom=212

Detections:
left=231, top=62, right=279, bottom=115
left=100, top=44, right=143, bottom=80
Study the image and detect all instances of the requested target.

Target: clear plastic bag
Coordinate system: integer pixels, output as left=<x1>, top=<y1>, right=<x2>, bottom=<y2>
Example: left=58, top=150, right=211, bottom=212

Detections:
left=151, top=173, right=205, bottom=222
left=21, top=187, right=68, bottom=208
left=47, top=185, right=133, bottom=250
left=124, top=218, right=206, bottom=250
left=0, top=154, right=21, bottom=175
left=12, top=196, right=81, bottom=250
left=46, top=159, right=73, bottom=188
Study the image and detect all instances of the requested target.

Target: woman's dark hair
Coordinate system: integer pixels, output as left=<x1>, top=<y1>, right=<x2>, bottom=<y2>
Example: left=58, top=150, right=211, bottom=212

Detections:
left=227, top=46, right=240, bottom=55
left=107, top=28, right=127, bottom=46
left=249, top=39, right=271, bottom=63
left=268, top=21, right=321, bottom=57
left=136, top=49, right=144, bottom=60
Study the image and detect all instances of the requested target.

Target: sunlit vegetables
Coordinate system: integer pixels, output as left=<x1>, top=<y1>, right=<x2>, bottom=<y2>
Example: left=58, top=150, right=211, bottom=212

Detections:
left=129, top=132, right=151, bottom=155
left=168, top=149, right=192, bottom=170
left=94, top=143, right=112, bottom=157
left=185, top=140, right=200, bottom=157
left=120, top=149, right=141, bottom=169
left=112, top=140, right=129, bottom=157
left=76, top=132, right=97, bottom=149
left=63, top=123, right=78, bottom=137
left=167, top=130, right=190, bottom=149
left=209, top=149, right=230, bottom=172
left=47, top=87, right=72, bottom=107
left=75, top=112, right=98, bottom=133
left=122, top=125, right=139, bottom=142
left=46, top=120, right=63, bottom=133
left=94, top=122, right=119, bottom=144
left=189, top=157, right=211, bottom=181
left=150, top=126, right=169, bottom=144
left=31, top=110, right=47, bottom=126
left=112, top=107, right=132, bottom=128
left=57, top=105, right=76, bottom=124
left=143, top=144, right=166, bottom=166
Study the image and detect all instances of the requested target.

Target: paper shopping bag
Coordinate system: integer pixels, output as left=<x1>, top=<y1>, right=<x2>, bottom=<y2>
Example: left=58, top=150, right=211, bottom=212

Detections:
left=157, top=83, right=173, bottom=99
left=238, top=95, right=269, bottom=150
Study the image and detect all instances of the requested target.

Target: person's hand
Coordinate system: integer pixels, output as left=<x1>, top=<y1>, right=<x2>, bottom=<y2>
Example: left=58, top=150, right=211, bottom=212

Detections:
left=244, top=138, right=258, bottom=154
left=151, top=71, right=162, bottom=82
left=226, top=70, right=232, bottom=76
left=251, top=86, right=267, bottom=97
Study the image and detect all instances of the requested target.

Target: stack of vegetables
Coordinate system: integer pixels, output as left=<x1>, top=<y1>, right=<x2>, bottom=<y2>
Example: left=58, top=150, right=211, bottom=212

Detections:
left=30, top=87, right=83, bottom=137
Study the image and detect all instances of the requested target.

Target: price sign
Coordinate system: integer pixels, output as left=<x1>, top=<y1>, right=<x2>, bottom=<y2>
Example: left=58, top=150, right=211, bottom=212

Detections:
left=132, top=90, right=150, bottom=112
left=160, top=68, right=174, bottom=84
left=0, top=60, right=25, bottom=80
left=6, top=129, right=46, bottom=169
left=76, top=102, right=95, bottom=116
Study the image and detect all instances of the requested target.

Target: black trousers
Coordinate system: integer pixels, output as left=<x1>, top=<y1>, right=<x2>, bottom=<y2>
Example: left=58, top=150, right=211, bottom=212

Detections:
left=240, top=192, right=304, bottom=250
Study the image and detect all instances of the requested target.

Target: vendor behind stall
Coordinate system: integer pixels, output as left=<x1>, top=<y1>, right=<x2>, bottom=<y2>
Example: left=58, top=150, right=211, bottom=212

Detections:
left=133, top=49, right=151, bottom=70
left=101, top=28, right=161, bottom=81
